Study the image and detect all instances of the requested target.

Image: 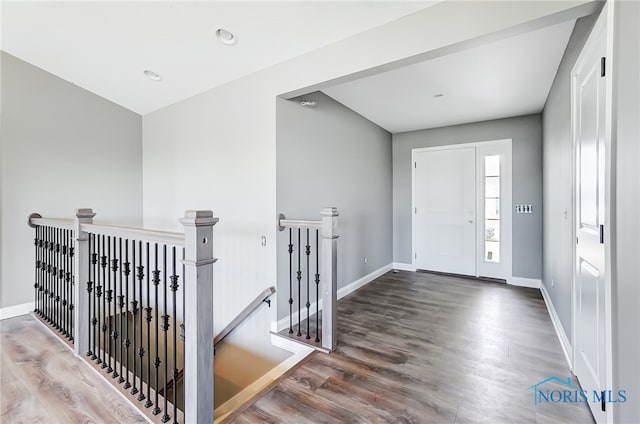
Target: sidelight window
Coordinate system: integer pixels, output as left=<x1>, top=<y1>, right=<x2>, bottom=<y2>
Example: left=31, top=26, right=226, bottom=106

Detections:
left=484, top=155, right=500, bottom=262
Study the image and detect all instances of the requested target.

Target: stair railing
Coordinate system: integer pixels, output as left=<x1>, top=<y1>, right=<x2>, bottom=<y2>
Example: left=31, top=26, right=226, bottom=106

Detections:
left=277, top=207, right=339, bottom=351
left=28, top=208, right=217, bottom=424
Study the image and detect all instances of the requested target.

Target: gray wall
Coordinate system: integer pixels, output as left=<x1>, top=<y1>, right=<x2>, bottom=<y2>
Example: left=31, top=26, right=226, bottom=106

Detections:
left=612, top=1, right=640, bottom=422
left=541, top=15, right=597, bottom=343
left=276, top=91, right=393, bottom=319
left=392, top=114, right=543, bottom=279
left=0, top=51, right=143, bottom=308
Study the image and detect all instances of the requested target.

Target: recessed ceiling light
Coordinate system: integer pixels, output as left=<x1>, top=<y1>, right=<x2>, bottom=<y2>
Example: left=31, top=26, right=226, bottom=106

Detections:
left=433, top=93, right=444, bottom=98
left=143, top=70, right=162, bottom=81
left=216, top=28, right=237, bottom=46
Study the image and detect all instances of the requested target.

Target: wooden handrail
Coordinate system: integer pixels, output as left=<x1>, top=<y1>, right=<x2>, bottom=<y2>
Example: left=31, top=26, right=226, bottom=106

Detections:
left=159, top=286, right=276, bottom=396
left=27, top=214, right=185, bottom=246
left=81, top=222, right=185, bottom=246
left=28, top=216, right=74, bottom=230
left=279, top=219, right=322, bottom=229
left=214, top=286, right=276, bottom=347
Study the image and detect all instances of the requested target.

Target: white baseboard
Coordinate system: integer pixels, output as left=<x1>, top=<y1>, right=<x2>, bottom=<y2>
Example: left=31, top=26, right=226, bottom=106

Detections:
left=338, top=263, right=392, bottom=299
left=540, top=283, right=573, bottom=369
left=271, top=263, right=392, bottom=333
left=213, top=333, right=313, bottom=422
left=508, top=276, right=542, bottom=288
left=392, top=262, right=416, bottom=272
left=0, top=302, right=35, bottom=320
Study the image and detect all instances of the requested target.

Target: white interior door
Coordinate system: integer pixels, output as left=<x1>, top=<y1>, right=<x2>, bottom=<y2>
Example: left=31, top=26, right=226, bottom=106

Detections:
left=414, top=147, right=476, bottom=275
left=573, top=17, right=607, bottom=424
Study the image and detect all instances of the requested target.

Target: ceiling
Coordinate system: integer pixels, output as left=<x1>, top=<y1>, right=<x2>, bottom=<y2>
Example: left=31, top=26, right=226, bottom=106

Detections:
left=322, top=19, right=576, bottom=133
left=1, top=1, right=436, bottom=115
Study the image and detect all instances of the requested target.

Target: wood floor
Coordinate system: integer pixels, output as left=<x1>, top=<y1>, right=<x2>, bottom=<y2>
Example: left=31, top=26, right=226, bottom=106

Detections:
left=228, top=271, right=595, bottom=424
left=1, top=314, right=146, bottom=423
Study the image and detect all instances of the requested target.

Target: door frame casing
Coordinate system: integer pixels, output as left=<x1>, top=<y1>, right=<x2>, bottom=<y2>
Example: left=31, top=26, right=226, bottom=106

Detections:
left=570, top=3, right=614, bottom=423
left=411, top=139, right=513, bottom=283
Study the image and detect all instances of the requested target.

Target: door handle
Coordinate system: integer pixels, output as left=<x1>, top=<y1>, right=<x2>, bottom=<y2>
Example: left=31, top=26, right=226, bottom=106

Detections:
left=600, top=225, right=604, bottom=244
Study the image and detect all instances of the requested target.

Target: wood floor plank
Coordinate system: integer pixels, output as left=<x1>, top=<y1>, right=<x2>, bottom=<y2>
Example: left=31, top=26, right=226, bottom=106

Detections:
left=0, top=315, right=146, bottom=423
left=233, top=271, right=594, bottom=423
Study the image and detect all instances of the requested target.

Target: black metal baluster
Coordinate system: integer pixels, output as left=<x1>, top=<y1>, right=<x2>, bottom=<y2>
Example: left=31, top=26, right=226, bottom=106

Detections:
left=315, top=230, right=320, bottom=343
left=89, top=233, right=100, bottom=361
left=306, top=228, right=311, bottom=340
left=60, top=229, right=66, bottom=336
left=107, top=236, right=115, bottom=375
left=297, top=228, right=302, bottom=337
left=51, top=228, right=56, bottom=328
left=34, top=227, right=39, bottom=314
left=63, top=229, right=69, bottom=338
left=64, top=229, right=69, bottom=336
left=101, top=235, right=108, bottom=368
left=86, top=231, right=93, bottom=357
left=39, top=227, right=43, bottom=315
left=130, top=241, right=139, bottom=395
left=288, top=228, right=294, bottom=334
left=49, top=227, right=54, bottom=324
left=41, top=228, right=46, bottom=317
left=161, top=244, right=170, bottom=423
left=36, top=227, right=41, bottom=316
left=96, top=235, right=104, bottom=365
left=137, top=241, right=146, bottom=401
left=91, top=234, right=98, bottom=360
left=152, top=244, right=161, bottom=416
left=66, top=229, right=71, bottom=338
left=43, top=228, right=47, bottom=319
left=55, top=228, right=60, bottom=330
left=44, top=227, right=48, bottom=322
left=117, top=238, right=124, bottom=381
left=69, top=233, right=75, bottom=342
left=58, top=228, right=63, bottom=332
left=181, top=248, right=185, bottom=419
left=49, top=227, right=54, bottom=323
left=124, top=240, right=132, bottom=389
left=170, top=247, right=179, bottom=424
left=145, top=242, right=153, bottom=409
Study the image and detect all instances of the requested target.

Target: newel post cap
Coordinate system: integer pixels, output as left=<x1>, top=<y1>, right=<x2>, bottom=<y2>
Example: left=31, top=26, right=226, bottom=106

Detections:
left=75, top=208, right=96, bottom=219
left=320, top=207, right=339, bottom=217
left=180, top=210, right=219, bottom=227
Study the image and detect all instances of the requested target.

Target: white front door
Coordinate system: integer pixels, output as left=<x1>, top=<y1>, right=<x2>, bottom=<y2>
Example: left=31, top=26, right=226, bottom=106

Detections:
left=573, top=14, right=607, bottom=424
left=414, top=147, right=476, bottom=275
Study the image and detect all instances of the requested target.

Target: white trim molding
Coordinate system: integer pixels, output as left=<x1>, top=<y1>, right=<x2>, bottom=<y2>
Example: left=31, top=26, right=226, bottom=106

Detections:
left=508, top=276, right=541, bottom=289
left=392, top=262, right=416, bottom=272
left=214, top=334, right=313, bottom=423
left=0, top=302, right=35, bottom=320
left=540, top=283, right=573, bottom=369
left=271, top=263, right=392, bottom=333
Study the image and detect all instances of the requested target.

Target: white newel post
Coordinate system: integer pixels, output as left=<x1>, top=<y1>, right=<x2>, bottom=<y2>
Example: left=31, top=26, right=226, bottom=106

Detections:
left=73, top=208, right=95, bottom=356
left=180, top=210, right=218, bottom=424
left=320, top=207, right=339, bottom=351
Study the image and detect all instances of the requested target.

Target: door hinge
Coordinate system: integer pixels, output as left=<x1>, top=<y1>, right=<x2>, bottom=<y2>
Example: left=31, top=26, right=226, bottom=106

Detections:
left=415, top=253, right=417, bottom=260
left=601, top=57, right=606, bottom=77
left=414, top=162, right=417, bottom=169
left=576, top=237, right=579, bottom=245
left=414, top=207, right=417, bottom=214
left=600, top=224, right=604, bottom=244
